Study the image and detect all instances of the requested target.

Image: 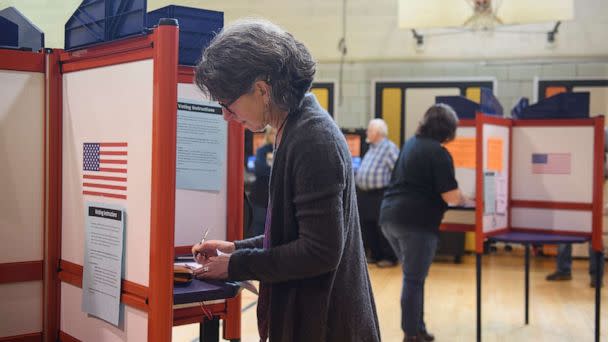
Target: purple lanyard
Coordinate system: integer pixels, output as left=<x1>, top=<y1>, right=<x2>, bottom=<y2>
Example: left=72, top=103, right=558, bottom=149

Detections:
left=262, top=200, right=272, bottom=249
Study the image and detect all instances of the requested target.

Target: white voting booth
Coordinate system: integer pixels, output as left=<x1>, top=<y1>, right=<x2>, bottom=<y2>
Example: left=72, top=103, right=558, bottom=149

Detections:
left=0, top=49, right=46, bottom=341
left=441, top=113, right=603, bottom=252
left=59, top=45, right=155, bottom=341
left=47, top=21, right=243, bottom=342
left=475, top=114, right=604, bottom=342
left=0, top=4, right=242, bottom=341
left=475, top=115, right=512, bottom=251
left=440, top=115, right=511, bottom=251
left=481, top=116, right=604, bottom=249
left=440, top=113, right=604, bottom=341
left=534, top=79, right=608, bottom=256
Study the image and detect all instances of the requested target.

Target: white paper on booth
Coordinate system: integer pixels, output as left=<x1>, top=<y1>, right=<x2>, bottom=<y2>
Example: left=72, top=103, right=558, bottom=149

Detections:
left=483, top=172, right=496, bottom=214
left=176, top=99, right=227, bottom=192
left=82, top=202, right=125, bottom=326
left=495, top=173, right=507, bottom=214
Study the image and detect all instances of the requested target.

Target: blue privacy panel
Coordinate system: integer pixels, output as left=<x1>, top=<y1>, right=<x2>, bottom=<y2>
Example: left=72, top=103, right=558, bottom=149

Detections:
left=0, top=7, right=44, bottom=50
left=147, top=5, right=223, bottom=66
left=516, top=92, right=589, bottom=119
left=65, top=0, right=147, bottom=50
left=0, top=16, right=18, bottom=48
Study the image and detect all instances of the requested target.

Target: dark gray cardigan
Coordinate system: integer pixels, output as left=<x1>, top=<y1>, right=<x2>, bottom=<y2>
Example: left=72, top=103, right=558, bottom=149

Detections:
left=229, top=94, right=381, bottom=342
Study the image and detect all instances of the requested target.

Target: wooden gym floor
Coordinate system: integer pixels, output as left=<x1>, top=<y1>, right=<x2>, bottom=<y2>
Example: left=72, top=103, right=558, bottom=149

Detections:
left=172, top=247, right=608, bottom=341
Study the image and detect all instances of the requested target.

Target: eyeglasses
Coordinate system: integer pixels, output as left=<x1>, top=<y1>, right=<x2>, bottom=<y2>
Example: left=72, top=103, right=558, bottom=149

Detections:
left=218, top=98, right=238, bottom=117
left=218, top=77, right=270, bottom=117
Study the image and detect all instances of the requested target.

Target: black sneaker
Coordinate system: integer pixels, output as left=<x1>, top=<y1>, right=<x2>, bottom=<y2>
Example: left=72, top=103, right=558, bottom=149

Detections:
left=546, top=271, right=572, bottom=281
left=590, top=275, right=604, bottom=288
left=419, top=330, right=435, bottom=341
left=403, top=331, right=434, bottom=342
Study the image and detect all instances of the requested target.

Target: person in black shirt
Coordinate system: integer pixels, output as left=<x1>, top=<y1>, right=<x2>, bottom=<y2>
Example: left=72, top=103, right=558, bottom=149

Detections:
left=380, top=103, right=473, bottom=342
left=250, top=127, right=276, bottom=236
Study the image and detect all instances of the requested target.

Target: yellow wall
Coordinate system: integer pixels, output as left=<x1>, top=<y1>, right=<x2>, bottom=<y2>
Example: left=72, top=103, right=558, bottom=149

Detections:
left=465, top=87, right=481, bottom=103
left=310, top=87, right=329, bottom=112
left=381, top=88, right=402, bottom=145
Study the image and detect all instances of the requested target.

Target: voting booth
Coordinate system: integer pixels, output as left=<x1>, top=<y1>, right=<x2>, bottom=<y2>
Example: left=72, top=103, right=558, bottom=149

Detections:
left=442, top=102, right=604, bottom=248
left=441, top=114, right=509, bottom=235
left=533, top=78, right=608, bottom=256
left=489, top=116, right=603, bottom=245
left=0, top=7, right=47, bottom=340
left=474, top=114, right=512, bottom=250
left=463, top=113, right=605, bottom=341
left=17, top=3, right=244, bottom=341
left=439, top=91, right=504, bottom=255
left=0, top=49, right=46, bottom=341
left=54, top=29, right=243, bottom=342
left=435, top=96, right=604, bottom=341
left=486, top=114, right=604, bottom=342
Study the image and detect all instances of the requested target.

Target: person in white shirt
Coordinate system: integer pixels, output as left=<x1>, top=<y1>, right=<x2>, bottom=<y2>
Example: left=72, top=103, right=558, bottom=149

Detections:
left=355, top=119, right=399, bottom=267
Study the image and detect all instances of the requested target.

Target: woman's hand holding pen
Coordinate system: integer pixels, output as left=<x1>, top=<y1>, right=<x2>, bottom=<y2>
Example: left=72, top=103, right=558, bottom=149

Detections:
left=191, top=229, right=235, bottom=280
left=192, top=240, right=236, bottom=262
left=191, top=240, right=236, bottom=264
left=191, top=240, right=234, bottom=280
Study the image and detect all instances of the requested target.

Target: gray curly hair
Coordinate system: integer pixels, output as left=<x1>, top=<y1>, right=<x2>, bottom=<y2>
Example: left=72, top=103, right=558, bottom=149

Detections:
left=195, top=18, right=316, bottom=112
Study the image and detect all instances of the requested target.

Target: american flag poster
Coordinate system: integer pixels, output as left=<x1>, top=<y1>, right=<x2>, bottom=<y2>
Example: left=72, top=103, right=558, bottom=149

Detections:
left=82, top=142, right=128, bottom=200
left=531, top=153, right=571, bottom=175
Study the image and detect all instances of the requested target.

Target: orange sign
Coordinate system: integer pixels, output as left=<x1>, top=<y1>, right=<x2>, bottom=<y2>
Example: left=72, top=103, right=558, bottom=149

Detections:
left=345, top=134, right=361, bottom=157
left=545, top=86, right=566, bottom=98
left=487, top=138, right=503, bottom=172
left=444, top=137, right=476, bottom=169
left=252, top=133, right=265, bottom=153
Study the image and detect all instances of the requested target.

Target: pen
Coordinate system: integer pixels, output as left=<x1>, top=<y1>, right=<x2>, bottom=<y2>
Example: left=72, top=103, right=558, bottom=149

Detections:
left=201, top=227, right=209, bottom=245
left=193, top=228, right=210, bottom=259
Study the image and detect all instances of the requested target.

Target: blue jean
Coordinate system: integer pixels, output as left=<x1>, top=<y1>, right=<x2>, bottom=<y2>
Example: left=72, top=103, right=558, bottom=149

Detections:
left=381, top=224, right=438, bottom=337
left=556, top=243, right=605, bottom=279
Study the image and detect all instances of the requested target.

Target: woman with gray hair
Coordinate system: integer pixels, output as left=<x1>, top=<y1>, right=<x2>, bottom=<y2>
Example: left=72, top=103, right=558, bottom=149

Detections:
left=191, top=19, right=380, bottom=342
